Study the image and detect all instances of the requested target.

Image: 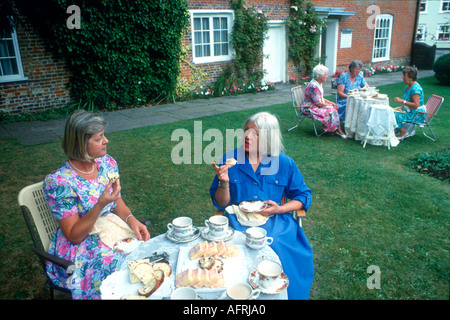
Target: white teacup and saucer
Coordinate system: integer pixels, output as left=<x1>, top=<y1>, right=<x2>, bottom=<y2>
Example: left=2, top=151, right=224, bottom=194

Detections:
left=201, top=215, right=234, bottom=241
left=166, top=216, right=200, bottom=243
left=248, top=259, right=289, bottom=294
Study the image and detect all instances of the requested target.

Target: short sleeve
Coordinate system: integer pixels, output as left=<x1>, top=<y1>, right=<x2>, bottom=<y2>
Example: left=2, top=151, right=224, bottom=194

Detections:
left=43, top=174, right=79, bottom=220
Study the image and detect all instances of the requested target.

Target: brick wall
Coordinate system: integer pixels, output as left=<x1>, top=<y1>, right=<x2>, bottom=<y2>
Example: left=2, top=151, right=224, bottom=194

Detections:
left=0, top=23, right=72, bottom=114
left=314, top=0, right=417, bottom=71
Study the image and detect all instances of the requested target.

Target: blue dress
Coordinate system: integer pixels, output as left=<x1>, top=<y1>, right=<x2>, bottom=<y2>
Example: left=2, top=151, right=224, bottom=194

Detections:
left=210, top=147, right=314, bottom=299
left=336, top=73, right=367, bottom=121
left=394, top=82, right=425, bottom=129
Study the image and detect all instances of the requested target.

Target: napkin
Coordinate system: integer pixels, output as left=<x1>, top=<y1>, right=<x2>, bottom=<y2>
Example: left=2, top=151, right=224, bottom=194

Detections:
left=225, top=205, right=269, bottom=227
left=90, top=213, right=137, bottom=248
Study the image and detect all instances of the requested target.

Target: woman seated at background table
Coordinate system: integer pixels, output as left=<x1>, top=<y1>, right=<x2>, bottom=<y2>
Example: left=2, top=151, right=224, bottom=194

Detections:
left=336, top=60, right=369, bottom=121
left=210, top=112, right=314, bottom=300
left=43, top=110, right=150, bottom=299
left=302, top=64, right=347, bottom=139
left=393, top=66, right=425, bottom=140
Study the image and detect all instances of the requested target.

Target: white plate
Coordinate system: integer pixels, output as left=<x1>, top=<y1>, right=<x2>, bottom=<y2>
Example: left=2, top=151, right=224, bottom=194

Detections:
left=239, top=201, right=268, bottom=213
left=113, top=238, right=144, bottom=255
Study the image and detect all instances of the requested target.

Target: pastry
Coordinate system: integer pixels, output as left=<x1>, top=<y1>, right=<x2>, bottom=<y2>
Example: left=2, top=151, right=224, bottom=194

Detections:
left=225, top=158, right=237, bottom=166
left=107, top=171, right=120, bottom=183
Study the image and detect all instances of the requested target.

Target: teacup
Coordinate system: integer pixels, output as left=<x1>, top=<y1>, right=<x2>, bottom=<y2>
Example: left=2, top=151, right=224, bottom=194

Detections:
left=167, top=216, right=193, bottom=239
left=171, top=287, right=199, bottom=300
left=245, top=227, right=273, bottom=250
left=256, top=259, right=283, bottom=289
left=226, top=282, right=260, bottom=300
left=205, top=215, right=229, bottom=238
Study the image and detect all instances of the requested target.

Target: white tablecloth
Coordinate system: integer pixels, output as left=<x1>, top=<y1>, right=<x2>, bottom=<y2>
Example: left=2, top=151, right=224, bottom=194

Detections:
left=345, top=95, right=390, bottom=144
left=100, top=228, right=287, bottom=300
left=363, top=104, right=399, bottom=148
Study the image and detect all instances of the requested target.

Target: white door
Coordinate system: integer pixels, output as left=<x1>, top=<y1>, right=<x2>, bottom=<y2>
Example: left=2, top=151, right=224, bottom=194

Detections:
left=323, top=19, right=338, bottom=75
left=263, top=22, right=286, bottom=83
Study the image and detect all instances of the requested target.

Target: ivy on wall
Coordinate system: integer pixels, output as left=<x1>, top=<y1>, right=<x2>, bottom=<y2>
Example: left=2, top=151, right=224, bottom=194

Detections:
left=214, top=0, right=269, bottom=95
left=11, top=0, right=189, bottom=110
left=287, top=0, right=324, bottom=75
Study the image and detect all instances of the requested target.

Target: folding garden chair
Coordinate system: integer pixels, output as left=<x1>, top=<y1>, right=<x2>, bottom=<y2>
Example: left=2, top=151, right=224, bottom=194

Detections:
left=18, top=181, right=73, bottom=299
left=287, top=85, right=325, bottom=137
left=402, top=94, right=444, bottom=142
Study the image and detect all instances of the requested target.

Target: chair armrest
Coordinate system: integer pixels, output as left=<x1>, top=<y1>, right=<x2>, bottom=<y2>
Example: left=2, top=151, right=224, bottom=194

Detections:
left=137, top=218, right=151, bottom=227
left=417, top=111, right=436, bottom=116
left=32, top=247, right=74, bottom=273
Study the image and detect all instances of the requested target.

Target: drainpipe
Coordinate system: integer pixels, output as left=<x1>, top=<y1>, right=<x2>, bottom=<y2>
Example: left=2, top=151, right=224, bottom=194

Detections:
left=411, top=0, right=420, bottom=63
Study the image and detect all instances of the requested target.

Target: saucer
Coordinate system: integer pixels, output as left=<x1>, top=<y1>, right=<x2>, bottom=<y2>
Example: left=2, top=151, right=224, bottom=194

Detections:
left=166, top=227, right=200, bottom=243
left=201, top=227, right=234, bottom=242
left=248, top=269, right=289, bottom=294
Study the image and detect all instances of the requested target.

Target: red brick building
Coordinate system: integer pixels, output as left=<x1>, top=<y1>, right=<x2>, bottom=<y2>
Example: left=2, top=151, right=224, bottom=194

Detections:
left=1, top=0, right=419, bottom=114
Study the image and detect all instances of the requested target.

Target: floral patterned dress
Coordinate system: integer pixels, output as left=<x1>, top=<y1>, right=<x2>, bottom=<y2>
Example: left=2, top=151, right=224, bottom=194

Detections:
left=43, top=155, right=125, bottom=299
left=336, top=72, right=367, bottom=121
left=302, top=79, right=341, bottom=133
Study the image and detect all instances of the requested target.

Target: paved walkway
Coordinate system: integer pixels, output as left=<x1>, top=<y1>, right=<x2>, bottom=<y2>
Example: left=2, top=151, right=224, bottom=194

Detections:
left=0, top=69, right=434, bottom=145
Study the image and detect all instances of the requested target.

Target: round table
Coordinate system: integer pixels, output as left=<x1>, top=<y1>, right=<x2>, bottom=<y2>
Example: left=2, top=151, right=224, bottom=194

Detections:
left=100, top=228, right=287, bottom=300
left=344, top=95, right=390, bottom=143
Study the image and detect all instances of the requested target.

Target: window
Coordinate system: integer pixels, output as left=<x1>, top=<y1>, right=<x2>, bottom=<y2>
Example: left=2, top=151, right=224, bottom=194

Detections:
left=0, top=26, right=26, bottom=83
left=441, top=0, right=450, bottom=12
left=372, top=15, right=393, bottom=62
left=437, top=24, right=450, bottom=41
left=417, top=25, right=426, bottom=42
left=191, top=11, right=233, bottom=64
left=420, top=0, right=427, bottom=12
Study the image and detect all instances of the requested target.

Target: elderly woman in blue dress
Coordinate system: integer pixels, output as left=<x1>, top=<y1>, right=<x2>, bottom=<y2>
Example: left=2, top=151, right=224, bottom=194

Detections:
left=336, top=60, right=369, bottom=121
left=210, top=112, right=314, bottom=299
left=393, top=66, right=425, bottom=140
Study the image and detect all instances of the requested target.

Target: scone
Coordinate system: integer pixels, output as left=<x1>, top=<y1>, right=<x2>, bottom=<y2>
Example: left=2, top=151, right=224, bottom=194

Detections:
left=107, top=171, right=120, bottom=183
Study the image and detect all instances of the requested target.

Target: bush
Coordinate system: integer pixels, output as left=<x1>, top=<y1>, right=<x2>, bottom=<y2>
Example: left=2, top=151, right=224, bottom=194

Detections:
left=14, top=0, right=189, bottom=110
left=409, top=151, right=450, bottom=182
left=432, top=53, right=450, bottom=85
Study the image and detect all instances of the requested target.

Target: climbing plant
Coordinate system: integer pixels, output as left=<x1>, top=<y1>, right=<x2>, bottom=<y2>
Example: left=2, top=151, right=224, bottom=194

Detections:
left=215, top=0, right=268, bottom=95
left=11, top=0, right=189, bottom=110
left=287, top=0, right=324, bottom=75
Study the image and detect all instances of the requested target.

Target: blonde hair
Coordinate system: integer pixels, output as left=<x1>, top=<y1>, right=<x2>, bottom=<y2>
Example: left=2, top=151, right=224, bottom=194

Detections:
left=243, top=112, right=284, bottom=157
left=62, top=110, right=106, bottom=161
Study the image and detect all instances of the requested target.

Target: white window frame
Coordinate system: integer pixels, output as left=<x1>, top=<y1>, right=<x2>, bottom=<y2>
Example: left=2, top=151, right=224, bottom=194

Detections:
left=0, top=25, right=26, bottom=83
left=420, top=0, right=428, bottom=13
left=436, top=24, right=450, bottom=41
left=190, top=10, right=234, bottom=64
left=440, top=0, right=450, bottom=12
left=372, top=14, right=393, bottom=63
left=417, top=25, right=426, bottom=42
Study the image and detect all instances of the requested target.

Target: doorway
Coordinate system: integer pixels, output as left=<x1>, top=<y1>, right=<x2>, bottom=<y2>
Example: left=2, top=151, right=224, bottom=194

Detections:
left=263, top=22, right=287, bottom=83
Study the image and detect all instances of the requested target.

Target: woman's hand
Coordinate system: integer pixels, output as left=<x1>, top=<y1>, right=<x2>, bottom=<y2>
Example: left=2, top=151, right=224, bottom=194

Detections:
left=393, top=97, right=402, bottom=104
left=212, top=162, right=231, bottom=184
left=127, top=216, right=150, bottom=241
left=260, top=200, right=281, bottom=216
left=97, top=180, right=121, bottom=208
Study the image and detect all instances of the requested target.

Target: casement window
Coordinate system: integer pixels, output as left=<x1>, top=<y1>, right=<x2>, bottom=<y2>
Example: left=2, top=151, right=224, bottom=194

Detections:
left=420, top=0, right=427, bottom=12
left=441, top=0, right=450, bottom=12
left=372, top=14, right=393, bottom=62
left=417, top=25, right=426, bottom=42
left=437, top=24, right=450, bottom=41
left=0, top=26, right=26, bottom=83
left=190, top=11, right=234, bottom=64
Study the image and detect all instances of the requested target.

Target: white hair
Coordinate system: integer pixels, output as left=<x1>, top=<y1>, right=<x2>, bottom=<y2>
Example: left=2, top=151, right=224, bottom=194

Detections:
left=312, top=64, right=328, bottom=80
left=243, top=112, right=284, bottom=157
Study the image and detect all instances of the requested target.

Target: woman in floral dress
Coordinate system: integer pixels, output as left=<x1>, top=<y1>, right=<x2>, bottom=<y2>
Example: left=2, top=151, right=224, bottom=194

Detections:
left=302, top=64, right=347, bottom=139
left=43, top=110, right=150, bottom=299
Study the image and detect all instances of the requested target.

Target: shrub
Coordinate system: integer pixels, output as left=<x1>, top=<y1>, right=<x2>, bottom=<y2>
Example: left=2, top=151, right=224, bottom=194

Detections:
left=432, top=53, right=450, bottom=85
left=409, top=151, right=450, bottom=182
left=13, top=0, right=189, bottom=110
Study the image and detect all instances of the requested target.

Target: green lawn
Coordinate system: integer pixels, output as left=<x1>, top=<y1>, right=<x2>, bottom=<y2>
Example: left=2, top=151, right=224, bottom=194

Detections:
left=0, top=76, right=448, bottom=299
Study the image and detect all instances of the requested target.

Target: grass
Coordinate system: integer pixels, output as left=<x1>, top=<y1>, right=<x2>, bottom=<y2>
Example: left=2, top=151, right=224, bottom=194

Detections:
left=0, top=76, right=448, bottom=300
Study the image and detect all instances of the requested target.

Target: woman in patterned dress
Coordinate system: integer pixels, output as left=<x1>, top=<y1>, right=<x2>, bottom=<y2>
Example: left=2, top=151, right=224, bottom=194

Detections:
left=43, top=110, right=150, bottom=299
left=393, top=66, right=425, bottom=140
left=336, top=60, right=369, bottom=121
left=302, top=64, right=347, bottom=139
